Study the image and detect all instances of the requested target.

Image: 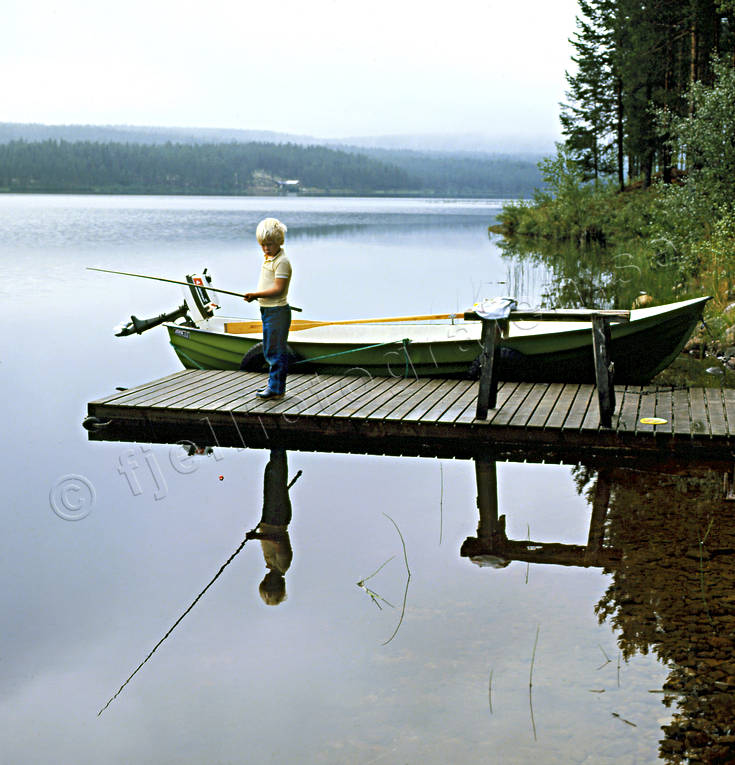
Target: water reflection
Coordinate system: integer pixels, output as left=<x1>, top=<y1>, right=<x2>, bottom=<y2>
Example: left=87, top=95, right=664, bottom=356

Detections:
left=463, top=456, right=735, bottom=763
left=251, top=449, right=294, bottom=606
left=99, top=448, right=298, bottom=715
left=86, top=418, right=735, bottom=759
left=594, top=466, right=735, bottom=763
left=463, top=459, right=617, bottom=569
left=497, top=235, right=685, bottom=311
left=499, top=237, right=628, bottom=309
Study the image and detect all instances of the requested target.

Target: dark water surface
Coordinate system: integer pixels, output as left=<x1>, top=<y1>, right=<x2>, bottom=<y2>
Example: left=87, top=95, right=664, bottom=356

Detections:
left=2, top=195, right=731, bottom=764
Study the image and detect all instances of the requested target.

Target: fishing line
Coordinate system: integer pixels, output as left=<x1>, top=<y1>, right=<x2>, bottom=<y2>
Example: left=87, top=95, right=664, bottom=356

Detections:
left=98, top=529, right=256, bottom=716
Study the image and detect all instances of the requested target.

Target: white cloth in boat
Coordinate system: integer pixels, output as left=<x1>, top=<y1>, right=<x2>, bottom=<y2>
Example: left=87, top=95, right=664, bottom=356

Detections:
left=257, top=249, right=292, bottom=307
left=473, top=297, right=517, bottom=320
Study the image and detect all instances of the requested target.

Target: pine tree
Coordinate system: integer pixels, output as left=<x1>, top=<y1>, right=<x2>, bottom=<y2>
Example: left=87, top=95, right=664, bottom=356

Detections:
left=560, top=0, right=618, bottom=185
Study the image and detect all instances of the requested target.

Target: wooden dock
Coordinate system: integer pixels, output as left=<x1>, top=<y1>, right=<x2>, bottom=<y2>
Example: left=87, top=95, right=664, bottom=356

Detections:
left=85, top=369, right=735, bottom=464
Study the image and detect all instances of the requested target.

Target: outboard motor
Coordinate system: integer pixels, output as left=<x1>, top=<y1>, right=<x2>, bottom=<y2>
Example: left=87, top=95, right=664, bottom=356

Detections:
left=183, top=269, right=219, bottom=322
left=114, top=303, right=191, bottom=336
left=113, top=269, right=219, bottom=336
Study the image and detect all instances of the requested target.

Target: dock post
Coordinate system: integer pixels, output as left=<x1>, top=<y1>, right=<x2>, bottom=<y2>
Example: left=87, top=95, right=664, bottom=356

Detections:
left=591, top=314, right=615, bottom=428
left=475, top=455, right=499, bottom=540
left=476, top=319, right=501, bottom=420
left=585, top=468, right=611, bottom=564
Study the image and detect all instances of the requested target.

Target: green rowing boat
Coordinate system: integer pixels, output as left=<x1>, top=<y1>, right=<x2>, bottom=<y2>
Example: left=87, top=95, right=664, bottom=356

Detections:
left=163, top=296, right=709, bottom=384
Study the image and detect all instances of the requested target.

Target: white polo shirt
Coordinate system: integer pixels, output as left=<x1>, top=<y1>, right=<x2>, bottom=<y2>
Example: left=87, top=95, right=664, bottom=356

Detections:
left=257, top=249, right=292, bottom=307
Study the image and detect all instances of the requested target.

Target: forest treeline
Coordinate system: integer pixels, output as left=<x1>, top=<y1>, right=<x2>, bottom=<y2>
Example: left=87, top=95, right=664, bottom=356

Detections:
left=497, top=0, right=735, bottom=352
left=0, top=140, right=413, bottom=195
left=560, top=0, right=735, bottom=187
left=348, top=147, right=542, bottom=198
left=0, top=135, right=542, bottom=197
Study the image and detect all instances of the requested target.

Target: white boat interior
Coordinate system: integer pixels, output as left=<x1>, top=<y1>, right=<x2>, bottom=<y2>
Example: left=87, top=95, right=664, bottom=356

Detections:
left=184, top=297, right=706, bottom=345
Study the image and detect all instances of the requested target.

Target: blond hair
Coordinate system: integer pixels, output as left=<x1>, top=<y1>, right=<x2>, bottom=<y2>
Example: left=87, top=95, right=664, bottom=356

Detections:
left=256, top=217, right=287, bottom=245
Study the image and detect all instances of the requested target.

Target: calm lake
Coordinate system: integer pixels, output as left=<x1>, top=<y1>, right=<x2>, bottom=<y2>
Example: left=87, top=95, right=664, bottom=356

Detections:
left=1, top=194, right=732, bottom=764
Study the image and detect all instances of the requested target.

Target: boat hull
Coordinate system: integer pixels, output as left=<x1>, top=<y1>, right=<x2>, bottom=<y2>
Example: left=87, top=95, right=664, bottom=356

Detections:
left=165, top=297, right=708, bottom=384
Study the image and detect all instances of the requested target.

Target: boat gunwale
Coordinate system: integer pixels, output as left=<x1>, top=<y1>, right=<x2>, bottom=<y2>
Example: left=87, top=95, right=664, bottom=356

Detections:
left=164, top=296, right=710, bottom=348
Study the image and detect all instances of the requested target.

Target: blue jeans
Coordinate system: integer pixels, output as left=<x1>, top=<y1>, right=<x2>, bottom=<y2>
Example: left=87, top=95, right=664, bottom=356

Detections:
left=261, top=305, right=291, bottom=394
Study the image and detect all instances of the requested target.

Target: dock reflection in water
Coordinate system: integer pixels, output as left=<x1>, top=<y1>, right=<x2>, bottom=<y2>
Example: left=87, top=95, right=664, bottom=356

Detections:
left=94, top=428, right=735, bottom=762
left=463, top=455, right=735, bottom=763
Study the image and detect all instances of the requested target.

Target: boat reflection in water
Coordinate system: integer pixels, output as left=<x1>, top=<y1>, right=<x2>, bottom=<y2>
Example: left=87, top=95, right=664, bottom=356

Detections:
left=463, top=455, right=735, bottom=763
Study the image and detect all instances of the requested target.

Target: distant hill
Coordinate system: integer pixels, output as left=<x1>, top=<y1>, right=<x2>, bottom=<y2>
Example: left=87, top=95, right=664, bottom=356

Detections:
left=0, top=123, right=545, bottom=197
left=0, top=122, right=552, bottom=156
left=330, top=133, right=551, bottom=157
left=340, top=147, right=543, bottom=198
left=0, top=122, right=317, bottom=147
left=0, top=140, right=416, bottom=196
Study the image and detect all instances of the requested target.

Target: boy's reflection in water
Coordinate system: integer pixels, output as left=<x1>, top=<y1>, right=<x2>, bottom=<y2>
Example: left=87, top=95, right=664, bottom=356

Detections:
left=253, top=449, right=293, bottom=605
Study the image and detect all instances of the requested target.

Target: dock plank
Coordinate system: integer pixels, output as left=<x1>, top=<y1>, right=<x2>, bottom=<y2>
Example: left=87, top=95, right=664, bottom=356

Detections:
left=162, top=371, right=251, bottom=409
left=481, top=382, right=524, bottom=425
left=263, top=375, right=360, bottom=417
left=332, top=376, right=403, bottom=418
left=561, top=385, right=594, bottom=432
left=507, top=383, right=550, bottom=428
left=723, top=388, right=735, bottom=437
left=654, top=387, right=673, bottom=434
left=688, top=387, right=710, bottom=437
left=436, top=381, right=491, bottom=424
left=122, top=370, right=229, bottom=408
left=100, top=369, right=214, bottom=407
left=634, top=386, right=659, bottom=436
left=265, top=374, right=353, bottom=418
left=419, top=380, right=475, bottom=422
left=616, top=386, right=641, bottom=434
left=386, top=379, right=446, bottom=421
left=478, top=382, right=535, bottom=427
left=526, top=383, right=564, bottom=429
left=172, top=371, right=258, bottom=410
left=212, top=373, right=322, bottom=414
left=347, top=377, right=418, bottom=419
left=89, top=369, right=191, bottom=405
left=318, top=375, right=389, bottom=418
left=582, top=385, right=626, bottom=433
left=545, top=384, right=579, bottom=430
left=704, top=387, right=728, bottom=437
left=220, top=372, right=340, bottom=416
left=201, top=373, right=275, bottom=410
left=369, top=379, right=435, bottom=420
left=580, top=391, right=603, bottom=432
left=672, top=388, right=692, bottom=435
left=403, top=379, right=463, bottom=422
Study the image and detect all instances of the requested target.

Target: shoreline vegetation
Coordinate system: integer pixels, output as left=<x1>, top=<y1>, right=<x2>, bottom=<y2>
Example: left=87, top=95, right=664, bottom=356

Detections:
left=0, top=136, right=541, bottom=199
left=490, top=0, right=735, bottom=388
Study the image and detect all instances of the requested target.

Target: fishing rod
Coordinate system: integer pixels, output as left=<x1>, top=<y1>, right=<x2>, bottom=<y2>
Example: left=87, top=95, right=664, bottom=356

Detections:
left=87, top=267, right=302, bottom=310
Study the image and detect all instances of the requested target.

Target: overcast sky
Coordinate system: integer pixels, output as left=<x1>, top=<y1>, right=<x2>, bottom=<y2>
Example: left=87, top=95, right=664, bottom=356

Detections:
left=3, top=0, right=580, bottom=145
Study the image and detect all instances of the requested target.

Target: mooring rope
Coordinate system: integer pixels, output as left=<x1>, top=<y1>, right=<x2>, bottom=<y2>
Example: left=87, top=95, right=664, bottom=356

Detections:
left=169, top=343, right=207, bottom=370
left=292, top=338, right=410, bottom=366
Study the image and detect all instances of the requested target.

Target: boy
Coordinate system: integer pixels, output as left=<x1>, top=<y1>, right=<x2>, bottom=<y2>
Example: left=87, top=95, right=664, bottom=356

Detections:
left=243, top=218, right=292, bottom=400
